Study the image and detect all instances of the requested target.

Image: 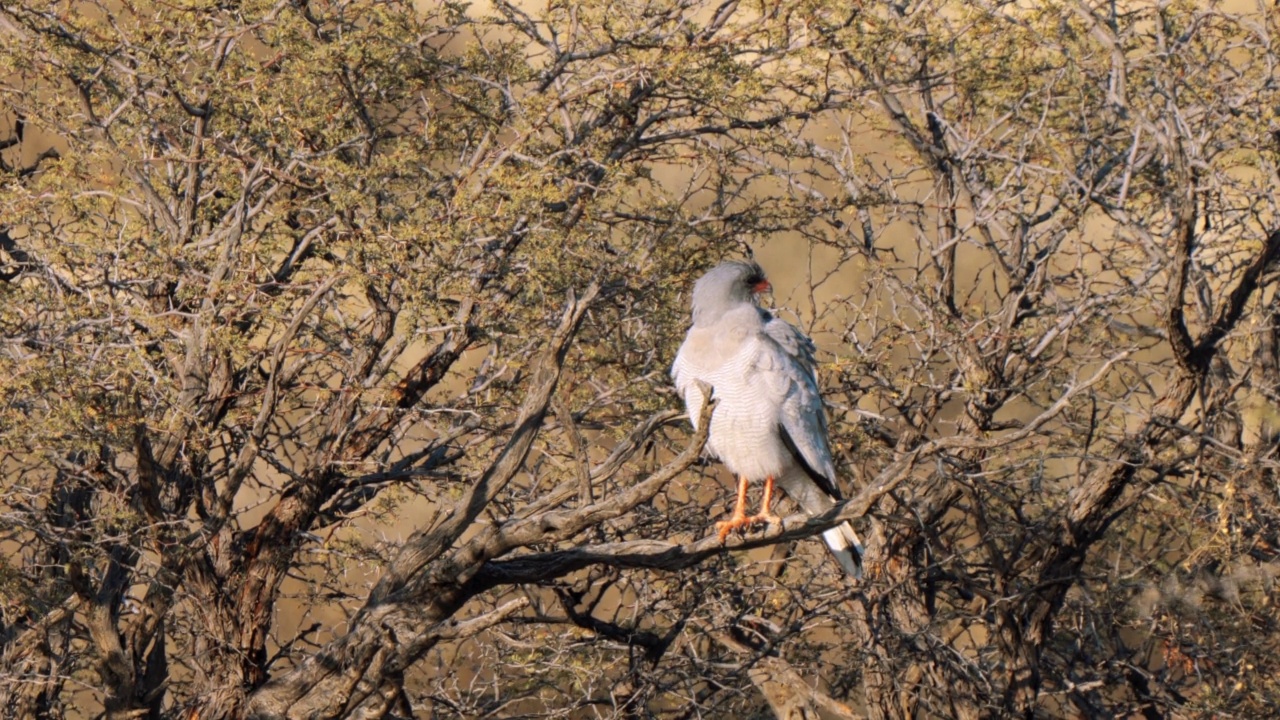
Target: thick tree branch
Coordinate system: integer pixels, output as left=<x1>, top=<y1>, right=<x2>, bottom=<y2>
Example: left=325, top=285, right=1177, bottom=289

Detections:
left=471, top=444, right=921, bottom=588
left=244, top=283, right=603, bottom=717
left=370, top=281, right=602, bottom=605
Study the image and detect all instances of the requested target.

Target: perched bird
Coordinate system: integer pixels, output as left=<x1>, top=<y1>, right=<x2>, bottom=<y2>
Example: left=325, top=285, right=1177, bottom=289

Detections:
left=672, top=260, right=863, bottom=577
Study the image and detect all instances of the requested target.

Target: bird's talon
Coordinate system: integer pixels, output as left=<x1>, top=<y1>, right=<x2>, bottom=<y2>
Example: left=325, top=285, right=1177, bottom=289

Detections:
left=715, top=514, right=751, bottom=541
left=747, top=513, right=781, bottom=528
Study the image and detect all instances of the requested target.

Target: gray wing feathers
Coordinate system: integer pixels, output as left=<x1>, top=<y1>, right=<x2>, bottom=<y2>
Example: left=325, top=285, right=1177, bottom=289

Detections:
left=775, top=465, right=839, bottom=515
left=761, top=317, right=838, bottom=486
left=762, top=315, right=819, bottom=374
left=767, top=317, right=863, bottom=578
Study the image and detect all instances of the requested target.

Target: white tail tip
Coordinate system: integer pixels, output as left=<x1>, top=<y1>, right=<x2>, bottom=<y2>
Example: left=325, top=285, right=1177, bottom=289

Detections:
left=822, top=522, right=864, bottom=579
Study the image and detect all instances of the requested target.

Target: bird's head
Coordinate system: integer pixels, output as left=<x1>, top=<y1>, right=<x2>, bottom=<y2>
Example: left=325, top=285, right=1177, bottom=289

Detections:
left=690, top=260, right=770, bottom=326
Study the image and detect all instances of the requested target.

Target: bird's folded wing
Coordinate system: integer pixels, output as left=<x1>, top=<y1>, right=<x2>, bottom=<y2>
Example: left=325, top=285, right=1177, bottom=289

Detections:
left=760, top=317, right=840, bottom=492
left=762, top=314, right=819, bottom=376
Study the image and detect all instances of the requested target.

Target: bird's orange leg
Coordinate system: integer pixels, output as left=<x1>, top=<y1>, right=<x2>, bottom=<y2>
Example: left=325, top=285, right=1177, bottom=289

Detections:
left=746, top=475, right=782, bottom=527
left=715, top=475, right=753, bottom=540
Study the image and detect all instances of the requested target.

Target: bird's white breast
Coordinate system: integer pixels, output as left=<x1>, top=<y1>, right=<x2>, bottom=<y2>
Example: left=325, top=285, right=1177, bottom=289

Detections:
left=675, top=308, right=795, bottom=481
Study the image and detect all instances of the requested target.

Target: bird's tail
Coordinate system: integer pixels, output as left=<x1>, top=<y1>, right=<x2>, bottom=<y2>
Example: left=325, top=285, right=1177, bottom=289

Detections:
left=821, top=522, right=864, bottom=579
